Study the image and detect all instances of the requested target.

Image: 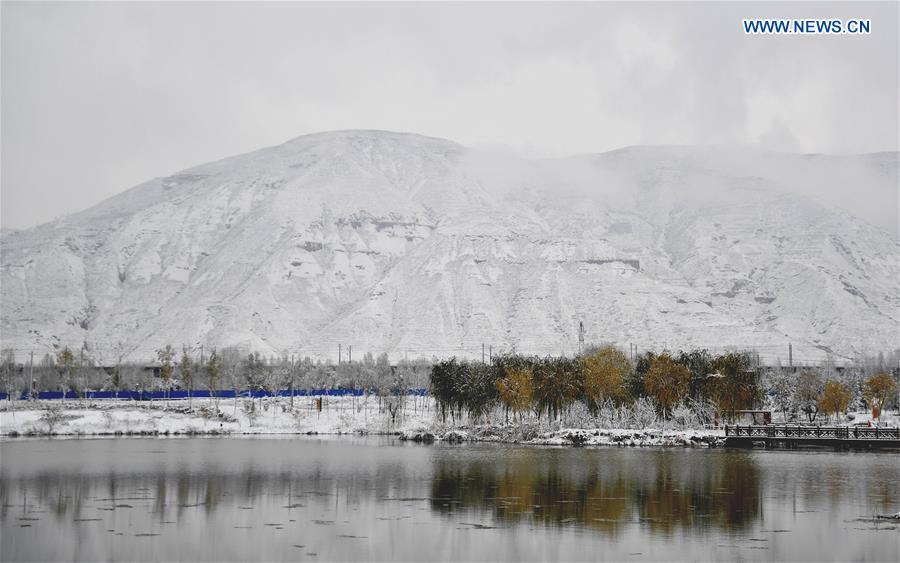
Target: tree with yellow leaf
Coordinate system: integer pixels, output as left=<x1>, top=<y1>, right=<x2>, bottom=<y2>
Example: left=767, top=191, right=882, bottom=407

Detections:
left=582, top=346, right=631, bottom=414
left=818, top=381, right=851, bottom=423
left=495, top=367, right=534, bottom=422
left=644, top=353, right=690, bottom=418
left=863, top=372, right=897, bottom=420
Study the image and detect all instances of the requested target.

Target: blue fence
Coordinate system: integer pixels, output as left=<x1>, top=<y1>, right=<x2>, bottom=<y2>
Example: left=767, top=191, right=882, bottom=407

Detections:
left=0, top=388, right=429, bottom=401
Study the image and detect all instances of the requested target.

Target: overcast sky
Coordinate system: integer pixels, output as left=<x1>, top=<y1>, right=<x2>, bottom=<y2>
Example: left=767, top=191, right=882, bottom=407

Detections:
left=2, top=1, right=898, bottom=231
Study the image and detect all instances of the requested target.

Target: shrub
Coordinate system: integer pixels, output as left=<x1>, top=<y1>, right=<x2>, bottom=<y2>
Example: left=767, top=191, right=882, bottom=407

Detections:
left=630, top=397, right=658, bottom=429
left=38, top=404, right=77, bottom=434
left=669, top=402, right=698, bottom=429
left=241, top=399, right=260, bottom=426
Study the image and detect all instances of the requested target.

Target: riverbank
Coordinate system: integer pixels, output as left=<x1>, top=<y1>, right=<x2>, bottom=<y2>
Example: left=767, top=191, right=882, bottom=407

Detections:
left=0, top=396, right=432, bottom=437
left=398, top=426, right=725, bottom=447
left=0, top=396, right=731, bottom=447
left=8, top=397, right=894, bottom=449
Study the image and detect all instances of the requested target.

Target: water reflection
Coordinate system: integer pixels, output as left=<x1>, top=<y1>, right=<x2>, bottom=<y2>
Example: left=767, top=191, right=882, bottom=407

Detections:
left=429, top=448, right=762, bottom=536
left=1, top=438, right=897, bottom=562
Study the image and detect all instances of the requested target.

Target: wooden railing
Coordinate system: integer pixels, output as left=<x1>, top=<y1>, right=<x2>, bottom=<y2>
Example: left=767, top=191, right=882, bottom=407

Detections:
left=725, top=425, right=900, bottom=440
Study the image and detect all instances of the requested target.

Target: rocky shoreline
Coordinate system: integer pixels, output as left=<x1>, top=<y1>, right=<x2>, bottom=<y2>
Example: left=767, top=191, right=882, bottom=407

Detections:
left=399, top=426, right=726, bottom=448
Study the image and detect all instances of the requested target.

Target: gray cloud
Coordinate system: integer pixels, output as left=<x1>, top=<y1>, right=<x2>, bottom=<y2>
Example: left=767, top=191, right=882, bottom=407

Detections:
left=2, top=1, right=897, bottom=232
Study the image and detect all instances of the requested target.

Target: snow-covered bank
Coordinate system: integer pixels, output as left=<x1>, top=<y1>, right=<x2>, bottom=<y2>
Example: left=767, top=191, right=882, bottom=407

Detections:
left=398, top=426, right=724, bottom=448
left=0, top=396, right=435, bottom=437
left=0, top=396, right=730, bottom=448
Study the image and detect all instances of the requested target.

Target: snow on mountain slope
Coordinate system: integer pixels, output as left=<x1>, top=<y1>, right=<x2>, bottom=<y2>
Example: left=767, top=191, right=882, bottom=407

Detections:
left=1, top=130, right=897, bottom=363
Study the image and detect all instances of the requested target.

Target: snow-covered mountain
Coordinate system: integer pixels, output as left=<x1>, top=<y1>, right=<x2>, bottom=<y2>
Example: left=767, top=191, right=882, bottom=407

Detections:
left=2, top=130, right=898, bottom=363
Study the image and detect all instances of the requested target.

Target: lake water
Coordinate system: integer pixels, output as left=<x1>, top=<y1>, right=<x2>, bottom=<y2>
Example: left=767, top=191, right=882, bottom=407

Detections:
left=1, top=437, right=897, bottom=561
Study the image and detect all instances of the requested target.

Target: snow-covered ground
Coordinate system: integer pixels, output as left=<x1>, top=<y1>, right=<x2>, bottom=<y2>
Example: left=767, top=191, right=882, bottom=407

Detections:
left=4, top=397, right=895, bottom=448
left=0, top=396, right=433, bottom=437
left=0, top=396, right=730, bottom=447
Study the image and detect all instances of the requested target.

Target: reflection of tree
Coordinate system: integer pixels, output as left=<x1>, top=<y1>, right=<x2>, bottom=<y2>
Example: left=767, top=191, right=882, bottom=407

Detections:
left=636, top=452, right=762, bottom=535
left=716, top=455, right=761, bottom=529
left=15, top=447, right=893, bottom=544
left=155, top=477, right=166, bottom=516
left=430, top=455, right=633, bottom=537
left=1, top=450, right=764, bottom=541
left=430, top=450, right=763, bottom=537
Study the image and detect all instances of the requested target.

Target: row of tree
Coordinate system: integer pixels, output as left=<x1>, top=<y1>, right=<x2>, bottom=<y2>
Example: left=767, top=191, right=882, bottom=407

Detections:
left=0, top=346, right=431, bottom=399
left=769, top=369, right=897, bottom=422
left=432, top=347, right=763, bottom=423
left=3, top=344, right=897, bottom=425
left=431, top=346, right=898, bottom=424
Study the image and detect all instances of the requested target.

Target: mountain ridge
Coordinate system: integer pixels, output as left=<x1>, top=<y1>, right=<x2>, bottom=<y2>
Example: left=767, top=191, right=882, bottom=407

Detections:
left=1, top=130, right=897, bottom=364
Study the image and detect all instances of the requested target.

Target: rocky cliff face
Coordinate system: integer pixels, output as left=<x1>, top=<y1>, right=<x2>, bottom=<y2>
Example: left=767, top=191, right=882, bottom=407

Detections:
left=2, top=130, right=897, bottom=363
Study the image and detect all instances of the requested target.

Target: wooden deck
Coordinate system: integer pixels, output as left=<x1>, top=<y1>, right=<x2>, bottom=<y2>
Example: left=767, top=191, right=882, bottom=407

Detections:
left=724, top=424, right=900, bottom=450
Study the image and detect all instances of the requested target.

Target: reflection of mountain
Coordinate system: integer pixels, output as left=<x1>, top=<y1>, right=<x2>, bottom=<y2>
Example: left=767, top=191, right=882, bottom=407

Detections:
left=430, top=448, right=762, bottom=535
left=2, top=131, right=898, bottom=362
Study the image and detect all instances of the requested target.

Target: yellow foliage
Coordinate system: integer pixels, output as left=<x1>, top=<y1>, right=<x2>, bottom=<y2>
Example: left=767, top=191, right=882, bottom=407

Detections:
left=583, top=346, right=631, bottom=409
left=818, top=381, right=851, bottom=420
left=644, top=354, right=690, bottom=416
left=863, top=372, right=897, bottom=415
left=495, top=367, right=534, bottom=415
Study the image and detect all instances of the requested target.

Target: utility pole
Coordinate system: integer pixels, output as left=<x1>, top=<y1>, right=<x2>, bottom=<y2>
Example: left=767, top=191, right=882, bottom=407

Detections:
left=578, top=321, right=584, bottom=355
left=482, top=343, right=485, bottom=364
left=348, top=345, right=352, bottom=363
left=789, top=343, right=793, bottom=369
left=338, top=344, right=342, bottom=364
left=489, top=345, right=492, bottom=363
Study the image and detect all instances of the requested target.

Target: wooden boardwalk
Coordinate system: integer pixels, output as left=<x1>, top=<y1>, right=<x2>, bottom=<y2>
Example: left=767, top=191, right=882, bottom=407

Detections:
left=724, top=424, right=900, bottom=450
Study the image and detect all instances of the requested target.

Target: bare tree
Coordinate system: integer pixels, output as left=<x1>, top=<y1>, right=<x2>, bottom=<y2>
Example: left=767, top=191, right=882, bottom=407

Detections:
left=156, top=344, right=175, bottom=408
left=767, top=369, right=796, bottom=422
left=179, top=347, right=194, bottom=409
left=795, top=371, right=824, bottom=423
left=56, top=347, right=76, bottom=397
left=206, top=349, right=222, bottom=414
left=1, top=349, right=16, bottom=412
